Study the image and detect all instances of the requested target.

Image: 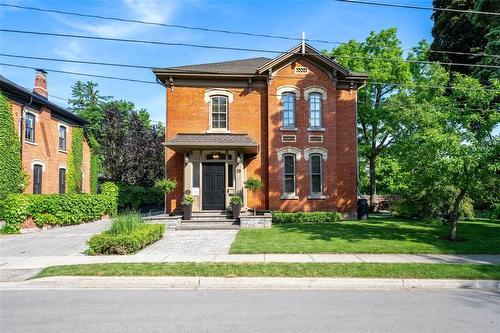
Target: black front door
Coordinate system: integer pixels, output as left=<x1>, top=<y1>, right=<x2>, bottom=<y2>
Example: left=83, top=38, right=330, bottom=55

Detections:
left=202, top=163, right=225, bottom=210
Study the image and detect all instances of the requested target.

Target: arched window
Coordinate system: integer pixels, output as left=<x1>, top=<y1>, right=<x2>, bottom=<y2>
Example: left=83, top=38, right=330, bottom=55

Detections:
left=309, top=154, right=323, bottom=195
left=59, top=168, right=66, bottom=194
left=282, top=93, right=296, bottom=128
left=25, top=113, right=35, bottom=143
left=283, top=154, right=296, bottom=196
left=309, top=93, right=322, bottom=128
left=211, top=96, right=228, bottom=130
left=33, top=164, right=43, bottom=194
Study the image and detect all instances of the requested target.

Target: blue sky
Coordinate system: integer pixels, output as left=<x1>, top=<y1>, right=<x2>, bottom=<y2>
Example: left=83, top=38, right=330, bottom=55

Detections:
left=0, top=0, right=434, bottom=123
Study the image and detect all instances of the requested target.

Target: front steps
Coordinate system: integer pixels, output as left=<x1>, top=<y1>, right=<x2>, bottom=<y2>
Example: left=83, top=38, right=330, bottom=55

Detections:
left=179, top=211, right=239, bottom=230
left=143, top=211, right=240, bottom=230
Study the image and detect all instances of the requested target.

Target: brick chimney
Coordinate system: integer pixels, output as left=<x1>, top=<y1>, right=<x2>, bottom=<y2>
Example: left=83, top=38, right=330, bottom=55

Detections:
left=33, top=69, right=48, bottom=98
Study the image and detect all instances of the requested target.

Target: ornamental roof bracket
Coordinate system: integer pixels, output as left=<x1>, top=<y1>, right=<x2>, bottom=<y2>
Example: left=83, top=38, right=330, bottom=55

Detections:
left=169, top=76, right=174, bottom=92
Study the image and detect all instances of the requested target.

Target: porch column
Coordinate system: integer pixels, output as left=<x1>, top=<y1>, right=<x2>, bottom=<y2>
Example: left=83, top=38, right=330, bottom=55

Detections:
left=235, top=152, right=245, bottom=207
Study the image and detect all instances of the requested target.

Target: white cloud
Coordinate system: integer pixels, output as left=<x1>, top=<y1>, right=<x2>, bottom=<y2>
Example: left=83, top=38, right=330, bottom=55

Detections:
left=56, top=0, right=176, bottom=38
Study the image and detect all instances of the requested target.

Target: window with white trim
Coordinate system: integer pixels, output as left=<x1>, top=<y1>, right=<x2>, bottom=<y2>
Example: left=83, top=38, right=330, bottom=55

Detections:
left=309, top=154, right=323, bottom=195
left=283, top=154, right=296, bottom=195
left=309, top=93, right=322, bottom=128
left=33, top=164, right=43, bottom=194
left=211, top=96, right=228, bottom=130
left=59, top=125, right=67, bottom=150
left=282, top=93, right=296, bottom=128
left=25, top=113, right=35, bottom=142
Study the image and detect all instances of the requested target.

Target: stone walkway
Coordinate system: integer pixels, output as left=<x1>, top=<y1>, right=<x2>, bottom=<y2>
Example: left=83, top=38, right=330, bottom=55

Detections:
left=138, top=230, right=238, bottom=256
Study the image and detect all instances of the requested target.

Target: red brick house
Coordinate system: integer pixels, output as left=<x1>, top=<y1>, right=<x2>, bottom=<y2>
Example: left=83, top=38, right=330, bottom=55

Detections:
left=1, top=70, right=91, bottom=194
left=154, top=43, right=367, bottom=218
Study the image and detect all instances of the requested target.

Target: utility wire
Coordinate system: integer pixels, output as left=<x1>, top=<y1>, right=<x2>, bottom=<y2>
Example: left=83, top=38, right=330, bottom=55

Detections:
left=1, top=29, right=499, bottom=70
left=0, top=3, right=498, bottom=59
left=2, top=61, right=499, bottom=93
left=0, top=62, right=158, bottom=84
left=332, top=0, right=500, bottom=16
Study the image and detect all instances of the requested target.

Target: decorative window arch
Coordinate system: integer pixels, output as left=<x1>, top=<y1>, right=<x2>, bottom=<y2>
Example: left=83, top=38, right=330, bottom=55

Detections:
left=304, top=147, right=328, bottom=161
left=277, top=147, right=302, bottom=161
left=31, top=159, right=46, bottom=171
left=276, top=85, right=300, bottom=100
left=304, top=86, right=327, bottom=100
left=204, top=89, right=234, bottom=103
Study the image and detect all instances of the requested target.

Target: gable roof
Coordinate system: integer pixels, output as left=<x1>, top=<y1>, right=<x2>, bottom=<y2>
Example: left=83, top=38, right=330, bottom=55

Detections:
left=0, top=75, right=86, bottom=126
left=153, top=43, right=368, bottom=82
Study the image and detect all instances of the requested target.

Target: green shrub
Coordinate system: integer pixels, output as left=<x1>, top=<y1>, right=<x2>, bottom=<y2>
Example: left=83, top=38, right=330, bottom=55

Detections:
left=1, top=193, right=116, bottom=233
left=87, top=223, right=164, bottom=255
left=272, top=211, right=343, bottom=224
left=230, top=195, right=243, bottom=205
left=89, top=137, right=100, bottom=195
left=0, top=92, right=25, bottom=200
left=109, top=212, right=142, bottom=235
left=101, top=182, right=163, bottom=211
left=181, top=194, right=194, bottom=206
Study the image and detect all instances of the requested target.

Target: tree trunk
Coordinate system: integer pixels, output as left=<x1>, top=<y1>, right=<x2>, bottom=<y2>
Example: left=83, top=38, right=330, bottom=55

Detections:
left=449, top=189, right=466, bottom=241
left=164, top=193, right=168, bottom=215
left=253, top=205, right=256, bottom=216
left=369, top=156, right=377, bottom=212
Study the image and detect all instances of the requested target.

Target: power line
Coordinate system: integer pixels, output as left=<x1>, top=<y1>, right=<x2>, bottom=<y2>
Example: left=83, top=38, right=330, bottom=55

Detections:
left=2, top=61, right=499, bottom=93
left=0, top=3, right=498, bottom=59
left=0, top=62, right=158, bottom=84
left=2, top=29, right=499, bottom=70
left=332, top=0, right=500, bottom=16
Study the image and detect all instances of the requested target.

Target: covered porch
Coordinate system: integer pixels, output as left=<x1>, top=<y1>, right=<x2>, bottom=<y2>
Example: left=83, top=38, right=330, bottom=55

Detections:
left=165, top=133, right=259, bottom=212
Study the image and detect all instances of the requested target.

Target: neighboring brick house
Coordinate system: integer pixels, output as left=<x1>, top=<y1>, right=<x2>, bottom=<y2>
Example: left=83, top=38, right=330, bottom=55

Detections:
left=154, top=43, right=367, bottom=217
left=0, top=70, right=91, bottom=194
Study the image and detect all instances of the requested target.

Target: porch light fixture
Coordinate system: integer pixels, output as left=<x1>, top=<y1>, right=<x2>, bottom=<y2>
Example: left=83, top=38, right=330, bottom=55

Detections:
left=184, top=153, right=190, bottom=164
left=236, top=153, right=242, bottom=164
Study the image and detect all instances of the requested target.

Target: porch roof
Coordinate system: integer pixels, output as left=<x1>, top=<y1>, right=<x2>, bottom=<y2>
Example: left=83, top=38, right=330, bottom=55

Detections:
left=164, top=133, right=259, bottom=154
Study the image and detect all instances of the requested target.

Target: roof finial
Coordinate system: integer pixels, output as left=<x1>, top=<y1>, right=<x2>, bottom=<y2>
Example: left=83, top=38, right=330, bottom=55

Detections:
left=301, top=31, right=305, bottom=55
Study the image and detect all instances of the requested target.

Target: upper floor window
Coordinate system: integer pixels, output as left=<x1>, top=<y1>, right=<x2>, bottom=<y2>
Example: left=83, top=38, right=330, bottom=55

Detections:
left=282, top=93, right=296, bottom=128
left=211, top=96, right=227, bottom=130
left=309, top=93, right=322, bottom=128
left=59, top=125, right=67, bottom=151
left=25, top=113, right=35, bottom=142
left=309, top=154, right=323, bottom=195
left=283, top=154, right=296, bottom=195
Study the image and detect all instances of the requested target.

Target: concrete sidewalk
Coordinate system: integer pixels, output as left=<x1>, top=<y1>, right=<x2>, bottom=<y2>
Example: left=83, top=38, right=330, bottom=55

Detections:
left=1, top=253, right=499, bottom=270
left=1, top=276, right=499, bottom=291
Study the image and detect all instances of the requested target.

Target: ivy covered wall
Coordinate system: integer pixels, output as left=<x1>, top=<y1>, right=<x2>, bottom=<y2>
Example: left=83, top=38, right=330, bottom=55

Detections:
left=67, top=127, right=84, bottom=193
left=0, top=92, right=25, bottom=199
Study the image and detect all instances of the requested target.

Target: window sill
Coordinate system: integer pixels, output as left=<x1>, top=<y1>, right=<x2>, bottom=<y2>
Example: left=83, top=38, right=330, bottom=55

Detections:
left=206, top=129, right=231, bottom=134
left=24, top=141, right=36, bottom=146
left=308, top=194, right=326, bottom=200
left=59, top=149, right=68, bottom=154
left=307, top=127, right=325, bottom=132
left=280, top=194, right=299, bottom=200
left=280, top=127, right=298, bottom=132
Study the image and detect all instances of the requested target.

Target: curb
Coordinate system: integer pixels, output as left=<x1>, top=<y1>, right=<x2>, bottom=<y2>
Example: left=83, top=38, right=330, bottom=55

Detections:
left=1, top=276, right=498, bottom=291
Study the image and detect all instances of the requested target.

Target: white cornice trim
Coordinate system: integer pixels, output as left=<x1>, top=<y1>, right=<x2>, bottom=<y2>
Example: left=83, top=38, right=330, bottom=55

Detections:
left=304, top=86, right=327, bottom=100
left=276, top=85, right=300, bottom=100
left=204, top=89, right=234, bottom=103
left=277, top=147, right=302, bottom=161
left=304, top=147, right=328, bottom=160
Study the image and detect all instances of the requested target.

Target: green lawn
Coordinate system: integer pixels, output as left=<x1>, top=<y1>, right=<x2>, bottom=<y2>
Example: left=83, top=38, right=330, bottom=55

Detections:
left=36, top=263, right=500, bottom=280
left=230, top=216, right=500, bottom=254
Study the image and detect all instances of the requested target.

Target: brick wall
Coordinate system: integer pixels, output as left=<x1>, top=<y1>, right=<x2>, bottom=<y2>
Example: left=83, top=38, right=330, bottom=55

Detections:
left=267, top=59, right=357, bottom=215
left=165, top=60, right=358, bottom=215
left=9, top=99, right=91, bottom=194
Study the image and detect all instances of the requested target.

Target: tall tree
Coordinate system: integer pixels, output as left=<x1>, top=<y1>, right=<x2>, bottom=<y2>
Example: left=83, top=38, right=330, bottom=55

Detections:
left=101, top=104, right=127, bottom=182
left=326, top=28, right=411, bottom=209
left=68, top=81, right=110, bottom=141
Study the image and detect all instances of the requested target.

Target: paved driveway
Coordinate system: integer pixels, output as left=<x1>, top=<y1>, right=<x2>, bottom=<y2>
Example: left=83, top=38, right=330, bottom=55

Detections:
left=0, top=220, right=111, bottom=256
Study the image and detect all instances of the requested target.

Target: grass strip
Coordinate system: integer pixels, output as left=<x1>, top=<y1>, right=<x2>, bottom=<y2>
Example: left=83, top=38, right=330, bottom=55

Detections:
left=36, top=263, right=500, bottom=280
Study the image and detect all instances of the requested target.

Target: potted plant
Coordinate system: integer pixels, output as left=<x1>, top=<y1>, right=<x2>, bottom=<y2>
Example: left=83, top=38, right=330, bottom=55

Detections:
left=244, top=177, right=263, bottom=216
left=181, top=194, right=194, bottom=220
left=154, top=178, right=177, bottom=214
left=230, top=195, right=243, bottom=219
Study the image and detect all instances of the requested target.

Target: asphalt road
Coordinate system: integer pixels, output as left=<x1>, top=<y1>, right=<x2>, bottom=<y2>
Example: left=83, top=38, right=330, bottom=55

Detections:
left=1, top=289, right=498, bottom=332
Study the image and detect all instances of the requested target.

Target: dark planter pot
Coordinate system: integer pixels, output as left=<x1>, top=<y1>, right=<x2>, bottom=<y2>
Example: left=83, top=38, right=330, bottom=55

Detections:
left=182, top=204, right=192, bottom=220
left=231, top=204, right=241, bottom=219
